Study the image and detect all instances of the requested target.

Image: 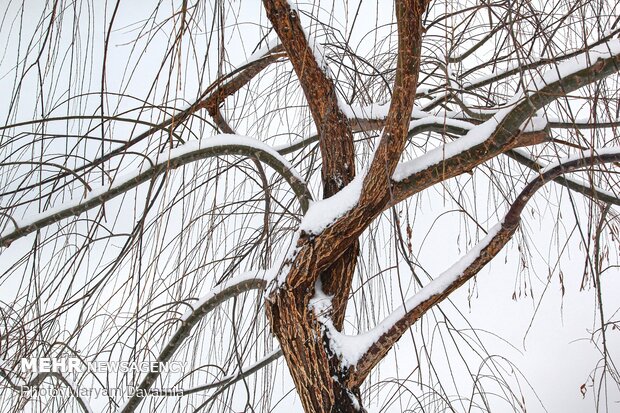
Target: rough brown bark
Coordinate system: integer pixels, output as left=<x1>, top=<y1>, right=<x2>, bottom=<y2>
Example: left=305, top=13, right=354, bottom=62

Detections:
left=261, top=1, right=428, bottom=412
left=261, top=0, right=360, bottom=341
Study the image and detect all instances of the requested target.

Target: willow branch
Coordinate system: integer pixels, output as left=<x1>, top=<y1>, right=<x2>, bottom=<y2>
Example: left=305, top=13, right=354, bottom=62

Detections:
left=2, top=45, right=286, bottom=198
left=347, top=149, right=620, bottom=386
left=262, top=0, right=355, bottom=197
left=392, top=40, right=620, bottom=204
left=359, top=0, right=429, bottom=207
left=119, top=273, right=269, bottom=413
left=1, top=136, right=311, bottom=247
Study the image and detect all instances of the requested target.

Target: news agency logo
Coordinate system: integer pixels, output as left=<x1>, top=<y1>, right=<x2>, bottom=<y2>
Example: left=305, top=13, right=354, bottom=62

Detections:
left=20, top=358, right=186, bottom=374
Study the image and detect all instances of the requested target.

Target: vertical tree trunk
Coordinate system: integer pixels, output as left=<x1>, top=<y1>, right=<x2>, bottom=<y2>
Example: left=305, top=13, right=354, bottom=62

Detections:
left=266, top=283, right=364, bottom=413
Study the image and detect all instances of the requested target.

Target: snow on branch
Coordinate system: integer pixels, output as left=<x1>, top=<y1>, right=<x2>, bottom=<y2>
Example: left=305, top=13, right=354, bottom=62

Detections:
left=298, top=172, right=366, bottom=235
left=422, top=28, right=620, bottom=113
left=312, top=221, right=510, bottom=385
left=119, top=270, right=272, bottom=413
left=2, top=43, right=287, bottom=207
left=391, top=37, right=620, bottom=203
left=508, top=148, right=620, bottom=206
left=330, top=148, right=620, bottom=387
left=0, top=135, right=311, bottom=247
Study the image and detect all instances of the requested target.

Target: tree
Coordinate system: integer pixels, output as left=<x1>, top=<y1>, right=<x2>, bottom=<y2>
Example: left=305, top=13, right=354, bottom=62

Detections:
left=0, top=0, right=619, bottom=412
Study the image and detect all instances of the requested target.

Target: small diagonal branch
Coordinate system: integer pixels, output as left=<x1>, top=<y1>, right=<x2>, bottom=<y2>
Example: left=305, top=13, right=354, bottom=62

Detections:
left=1, top=135, right=311, bottom=247
left=200, top=43, right=285, bottom=120
left=0, top=369, right=93, bottom=413
left=119, top=272, right=269, bottom=413
left=346, top=148, right=620, bottom=386
left=155, top=348, right=282, bottom=397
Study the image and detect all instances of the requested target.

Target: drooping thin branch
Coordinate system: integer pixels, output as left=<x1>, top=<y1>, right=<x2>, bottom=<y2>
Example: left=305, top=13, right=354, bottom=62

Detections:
left=1, top=44, right=286, bottom=198
left=119, top=272, right=269, bottom=413
left=153, top=348, right=282, bottom=397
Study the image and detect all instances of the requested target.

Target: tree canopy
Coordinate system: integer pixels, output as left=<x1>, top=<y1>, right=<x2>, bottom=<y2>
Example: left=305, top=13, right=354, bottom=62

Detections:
left=0, top=1, right=619, bottom=412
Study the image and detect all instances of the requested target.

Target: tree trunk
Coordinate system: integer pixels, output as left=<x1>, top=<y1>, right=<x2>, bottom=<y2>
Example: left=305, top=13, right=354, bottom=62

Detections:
left=266, top=283, right=364, bottom=413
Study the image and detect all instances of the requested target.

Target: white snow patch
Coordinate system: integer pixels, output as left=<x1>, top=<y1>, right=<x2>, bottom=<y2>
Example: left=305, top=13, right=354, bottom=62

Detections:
left=241, top=37, right=281, bottom=67
left=298, top=171, right=366, bottom=235
left=520, top=116, right=548, bottom=132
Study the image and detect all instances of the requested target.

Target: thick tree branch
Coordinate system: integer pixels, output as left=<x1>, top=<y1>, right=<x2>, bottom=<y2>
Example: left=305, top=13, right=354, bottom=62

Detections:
left=262, top=0, right=355, bottom=197
left=392, top=40, right=620, bottom=205
left=344, top=149, right=620, bottom=386
left=261, top=0, right=361, bottom=333
left=359, top=0, right=429, bottom=207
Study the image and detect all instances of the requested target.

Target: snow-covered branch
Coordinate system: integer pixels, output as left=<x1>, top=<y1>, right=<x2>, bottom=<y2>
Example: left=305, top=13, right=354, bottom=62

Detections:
left=0, top=135, right=311, bottom=247
left=334, top=148, right=620, bottom=386
left=423, top=28, right=620, bottom=113
left=507, top=148, right=620, bottom=206
left=391, top=38, right=620, bottom=204
left=119, top=270, right=271, bottom=413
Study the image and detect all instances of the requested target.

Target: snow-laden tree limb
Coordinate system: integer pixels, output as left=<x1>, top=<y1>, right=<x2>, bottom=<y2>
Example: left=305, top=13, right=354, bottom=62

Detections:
left=119, top=271, right=270, bottom=413
left=334, top=148, right=620, bottom=386
left=332, top=104, right=619, bottom=207
left=391, top=38, right=620, bottom=205
left=506, top=148, right=620, bottom=206
left=0, top=369, right=93, bottom=413
left=0, top=135, right=311, bottom=247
